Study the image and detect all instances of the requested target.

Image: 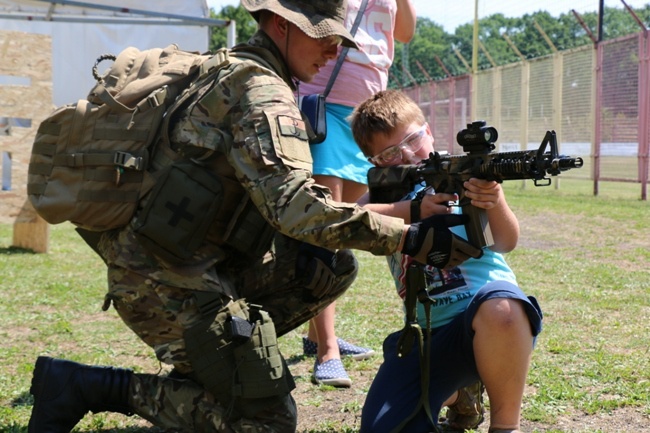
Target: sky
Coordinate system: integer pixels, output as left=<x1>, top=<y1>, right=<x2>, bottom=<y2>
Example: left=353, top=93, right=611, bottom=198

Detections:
left=206, top=0, right=650, bottom=33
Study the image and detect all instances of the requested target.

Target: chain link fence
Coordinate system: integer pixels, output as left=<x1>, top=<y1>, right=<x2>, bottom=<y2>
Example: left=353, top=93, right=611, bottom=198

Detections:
left=401, top=32, right=650, bottom=200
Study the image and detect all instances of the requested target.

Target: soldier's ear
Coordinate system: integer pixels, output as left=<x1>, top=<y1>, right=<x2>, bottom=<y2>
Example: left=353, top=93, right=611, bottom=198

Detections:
left=272, top=14, right=290, bottom=38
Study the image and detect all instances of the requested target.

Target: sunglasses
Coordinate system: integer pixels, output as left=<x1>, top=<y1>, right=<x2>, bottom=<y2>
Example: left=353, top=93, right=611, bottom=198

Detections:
left=368, top=123, right=428, bottom=166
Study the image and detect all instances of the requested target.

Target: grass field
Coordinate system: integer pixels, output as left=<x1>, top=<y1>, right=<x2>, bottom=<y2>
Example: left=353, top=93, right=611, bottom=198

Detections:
left=0, top=179, right=649, bottom=432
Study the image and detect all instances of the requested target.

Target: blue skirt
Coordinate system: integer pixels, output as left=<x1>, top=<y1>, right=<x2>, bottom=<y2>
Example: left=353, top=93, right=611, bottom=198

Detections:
left=309, top=103, right=373, bottom=184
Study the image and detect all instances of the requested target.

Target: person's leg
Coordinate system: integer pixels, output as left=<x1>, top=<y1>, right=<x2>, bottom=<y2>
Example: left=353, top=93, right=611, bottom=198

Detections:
left=28, top=356, right=133, bottom=433
left=104, top=237, right=320, bottom=432
left=472, top=298, right=533, bottom=431
left=236, top=231, right=358, bottom=338
left=360, top=331, right=428, bottom=433
left=465, top=281, right=543, bottom=433
left=29, top=355, right=294, bottom=433
left=131, top=373, right=296, bottom=432
left=306, top=175, right=371, bottom=386
left=361, top=320, right=474, bottom=433
left=308, top=300, right=339, bottom=363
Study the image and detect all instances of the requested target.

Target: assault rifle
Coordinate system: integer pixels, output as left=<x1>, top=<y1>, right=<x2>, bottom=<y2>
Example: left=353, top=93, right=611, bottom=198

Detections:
left=368, top=121, right=584, bottom=248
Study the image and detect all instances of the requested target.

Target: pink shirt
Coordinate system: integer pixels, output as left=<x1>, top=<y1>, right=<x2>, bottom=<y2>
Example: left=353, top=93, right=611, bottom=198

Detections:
left=299, top=0, right=397, bottom=107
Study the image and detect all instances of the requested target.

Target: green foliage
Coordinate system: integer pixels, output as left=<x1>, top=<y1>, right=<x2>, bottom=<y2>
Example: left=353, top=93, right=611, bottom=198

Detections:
left=208, top=4, right=258, bottom=51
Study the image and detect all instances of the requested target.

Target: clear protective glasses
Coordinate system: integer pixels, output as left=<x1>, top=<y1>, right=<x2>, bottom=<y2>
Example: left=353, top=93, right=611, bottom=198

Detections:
left=368, top=123, right=429, bottom=166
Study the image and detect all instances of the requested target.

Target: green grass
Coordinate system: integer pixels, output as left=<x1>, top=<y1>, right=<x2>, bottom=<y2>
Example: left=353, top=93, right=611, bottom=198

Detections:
left=0, top=178, right=649, bottom=431
left=501, top=180, right=650, bottom=424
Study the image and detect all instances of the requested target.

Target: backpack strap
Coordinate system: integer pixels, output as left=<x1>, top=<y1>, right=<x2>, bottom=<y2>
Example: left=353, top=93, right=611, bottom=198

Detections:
left=198, top=47, right=231, bottom=79
left=153, top=48, right=231, bottom=165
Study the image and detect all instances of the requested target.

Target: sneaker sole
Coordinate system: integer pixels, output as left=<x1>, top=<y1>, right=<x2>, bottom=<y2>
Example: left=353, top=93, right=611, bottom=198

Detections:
left=312, top=376, right=352, bottom=387
left=345, top=349, right=376, bottom=361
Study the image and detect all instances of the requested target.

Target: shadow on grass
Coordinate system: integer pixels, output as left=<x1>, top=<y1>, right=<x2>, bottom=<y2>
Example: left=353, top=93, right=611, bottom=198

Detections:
left=285, top=353, right=309, bottom=366
left=0, top=425, right=163, bottom=433
left=11, top=390, right=33, bottom=407
left=0, top=246, right=37, bottom=255
left=7, top=391, right=163, bottom=433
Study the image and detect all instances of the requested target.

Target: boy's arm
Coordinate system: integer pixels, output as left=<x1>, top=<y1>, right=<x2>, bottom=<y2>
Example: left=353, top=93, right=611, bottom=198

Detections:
left=360, top=192, right=458, bottom=223
left=463, top=178, right=519, bottom=253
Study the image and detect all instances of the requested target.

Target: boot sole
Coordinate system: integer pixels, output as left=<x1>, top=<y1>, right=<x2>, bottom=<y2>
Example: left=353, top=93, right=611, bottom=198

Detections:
left=30, top=356, right=52, bottom=399
left=28, top=356, right=53, bottom=433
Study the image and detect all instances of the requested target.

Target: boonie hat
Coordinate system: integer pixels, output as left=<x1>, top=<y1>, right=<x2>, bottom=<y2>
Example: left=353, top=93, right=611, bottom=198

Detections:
left=242, top=0, right=359, bottom=49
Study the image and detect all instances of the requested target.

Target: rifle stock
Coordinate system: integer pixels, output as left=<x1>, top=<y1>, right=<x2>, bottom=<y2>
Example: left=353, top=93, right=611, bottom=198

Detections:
left=368, top=127, right=583, bottom=249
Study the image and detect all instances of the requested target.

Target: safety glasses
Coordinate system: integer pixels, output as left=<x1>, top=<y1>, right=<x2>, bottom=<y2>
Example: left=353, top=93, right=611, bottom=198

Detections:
left=368, top=123, right=428, bottom=166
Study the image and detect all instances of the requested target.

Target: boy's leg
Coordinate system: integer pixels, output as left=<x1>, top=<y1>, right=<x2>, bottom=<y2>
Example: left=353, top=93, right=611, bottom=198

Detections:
left=360, top=331, right=433, bottom=433
left=439, top=380, right=485, bottom=431
left=466, top=281, right=543, bottom=431
left=472, top=298, right=533, bottom=430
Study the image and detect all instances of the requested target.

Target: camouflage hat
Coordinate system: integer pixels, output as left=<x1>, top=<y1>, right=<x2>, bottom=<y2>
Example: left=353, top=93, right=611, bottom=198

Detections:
left=242, top=0, right=359, bottom=49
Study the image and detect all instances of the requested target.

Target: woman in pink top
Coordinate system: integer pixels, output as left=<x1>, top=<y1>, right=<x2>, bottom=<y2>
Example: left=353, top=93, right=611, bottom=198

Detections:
left=298, top=0, right=417, bottom=388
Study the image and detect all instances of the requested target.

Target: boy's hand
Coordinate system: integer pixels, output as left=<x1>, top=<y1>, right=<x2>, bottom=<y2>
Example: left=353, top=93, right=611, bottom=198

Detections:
left=418, top=192, right=458, bottom=219
left=401, top=214, right=483, bottom=269
left=463, top=178, right=503, bottom=210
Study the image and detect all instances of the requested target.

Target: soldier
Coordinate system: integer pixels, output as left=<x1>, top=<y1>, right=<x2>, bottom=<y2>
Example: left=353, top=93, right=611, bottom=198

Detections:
left=27, top=1, right=481, bottom=432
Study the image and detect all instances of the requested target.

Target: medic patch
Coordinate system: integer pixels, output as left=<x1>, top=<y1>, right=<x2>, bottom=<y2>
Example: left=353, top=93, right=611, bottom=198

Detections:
left=276, top=115, right=309, bottom=141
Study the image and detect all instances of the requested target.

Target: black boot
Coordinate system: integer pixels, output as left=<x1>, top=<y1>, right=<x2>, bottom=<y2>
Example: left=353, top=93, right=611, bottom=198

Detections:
left=28, top=356, right=133, bottom=433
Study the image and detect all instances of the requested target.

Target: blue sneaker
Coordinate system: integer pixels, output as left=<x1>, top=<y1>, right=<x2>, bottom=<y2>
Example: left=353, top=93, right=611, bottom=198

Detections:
left=311, top=358, right=351, bottom=387
left=302, top=336, right=375, bottom=361
left=337, top=337, right=375, bottom=360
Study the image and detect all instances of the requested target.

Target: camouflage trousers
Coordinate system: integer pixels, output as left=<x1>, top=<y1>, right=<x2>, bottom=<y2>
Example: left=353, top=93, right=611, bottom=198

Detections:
left=102, top=231, right=358, bottom=432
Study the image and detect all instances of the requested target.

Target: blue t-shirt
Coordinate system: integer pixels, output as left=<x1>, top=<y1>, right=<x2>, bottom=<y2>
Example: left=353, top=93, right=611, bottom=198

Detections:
left=388, top=185, right=517, bottom=329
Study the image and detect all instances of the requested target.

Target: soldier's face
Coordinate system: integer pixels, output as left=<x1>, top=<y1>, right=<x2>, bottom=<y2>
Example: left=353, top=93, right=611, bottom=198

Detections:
left=286, top=23, right=340, bottom=82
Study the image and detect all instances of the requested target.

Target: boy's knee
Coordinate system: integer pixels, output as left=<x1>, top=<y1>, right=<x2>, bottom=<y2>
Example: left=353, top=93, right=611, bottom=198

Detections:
left=474, top=298, right=528, bottom=332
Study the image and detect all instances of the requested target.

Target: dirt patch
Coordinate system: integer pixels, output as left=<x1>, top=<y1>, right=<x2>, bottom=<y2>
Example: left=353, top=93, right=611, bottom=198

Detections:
left=289, top=355, right=650, bottom=432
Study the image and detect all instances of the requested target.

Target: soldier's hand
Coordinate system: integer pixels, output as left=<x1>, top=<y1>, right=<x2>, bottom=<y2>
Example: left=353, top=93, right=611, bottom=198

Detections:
left=401, top=214, right=483, bottom=269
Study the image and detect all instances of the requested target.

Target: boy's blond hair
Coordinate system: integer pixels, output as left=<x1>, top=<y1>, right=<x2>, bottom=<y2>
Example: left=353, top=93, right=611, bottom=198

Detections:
left=350, top=89, right=425, bottom=157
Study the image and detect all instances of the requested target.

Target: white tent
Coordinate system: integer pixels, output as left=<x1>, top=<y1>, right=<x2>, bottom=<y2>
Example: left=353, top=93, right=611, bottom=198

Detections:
left=0, top=0, right=232, bottom=106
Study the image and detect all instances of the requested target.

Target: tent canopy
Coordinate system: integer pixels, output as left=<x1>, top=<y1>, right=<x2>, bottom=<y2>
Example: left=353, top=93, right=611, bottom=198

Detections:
left=0, top=0, right=231, bottom=105
left=0, top=0, right=228, bottom=26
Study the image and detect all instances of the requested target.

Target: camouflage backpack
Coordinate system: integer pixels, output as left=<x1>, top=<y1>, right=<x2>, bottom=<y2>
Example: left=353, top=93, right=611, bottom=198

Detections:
left=27, top=44, right=255, bottom=232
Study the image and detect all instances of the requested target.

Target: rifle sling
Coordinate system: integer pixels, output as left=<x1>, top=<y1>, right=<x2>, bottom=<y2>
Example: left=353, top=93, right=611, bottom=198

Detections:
left=391, top=264, right=438, bottom=433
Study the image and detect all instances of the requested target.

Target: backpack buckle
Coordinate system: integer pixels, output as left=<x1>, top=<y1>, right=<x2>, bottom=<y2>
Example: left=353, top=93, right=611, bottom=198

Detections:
left=114, top=151, right=144, bottom=171
left=147, top=85, right=168, bottom=108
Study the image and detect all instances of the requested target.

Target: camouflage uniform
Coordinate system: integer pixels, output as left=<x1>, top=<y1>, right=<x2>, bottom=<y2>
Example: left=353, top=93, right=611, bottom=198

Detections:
left=97, top=31, right=405, bottom=432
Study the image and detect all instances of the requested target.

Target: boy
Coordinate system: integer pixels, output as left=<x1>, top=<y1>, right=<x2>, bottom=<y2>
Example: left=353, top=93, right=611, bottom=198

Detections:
left=352, top=90, right=544, bottom=433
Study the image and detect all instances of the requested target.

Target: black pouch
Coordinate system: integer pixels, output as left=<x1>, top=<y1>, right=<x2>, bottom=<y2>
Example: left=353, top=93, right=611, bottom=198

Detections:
left=298, top=94, right=327, bottom=144
left=132, top=159, right=223, bottom=264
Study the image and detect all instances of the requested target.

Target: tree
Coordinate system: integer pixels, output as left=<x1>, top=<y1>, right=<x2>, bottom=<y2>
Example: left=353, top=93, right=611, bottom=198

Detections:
left=390, top=17, right=452, bottom=87
left=209, top=5, right=257, bottom=51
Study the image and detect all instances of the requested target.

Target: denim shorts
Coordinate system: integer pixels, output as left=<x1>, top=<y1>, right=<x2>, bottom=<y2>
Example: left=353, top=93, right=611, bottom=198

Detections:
left=360, top=280, right=543, bottom=433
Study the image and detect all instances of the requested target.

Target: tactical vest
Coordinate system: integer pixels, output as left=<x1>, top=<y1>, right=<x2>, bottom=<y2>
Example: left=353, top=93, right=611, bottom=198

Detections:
left=127, top=48, right=279, bottom=265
